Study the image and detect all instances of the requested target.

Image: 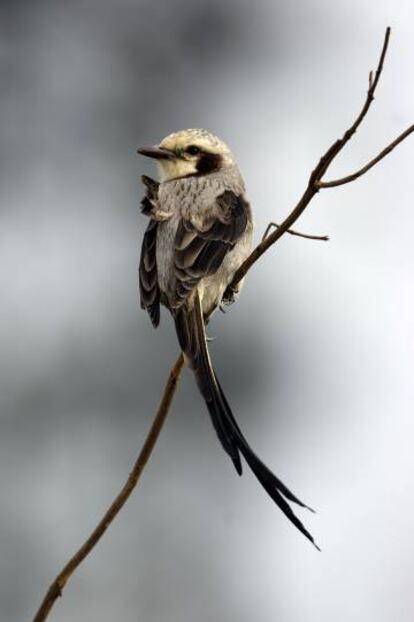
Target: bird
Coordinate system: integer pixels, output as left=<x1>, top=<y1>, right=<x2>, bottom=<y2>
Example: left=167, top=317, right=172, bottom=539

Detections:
left=137, top=128, right=318, bottom=549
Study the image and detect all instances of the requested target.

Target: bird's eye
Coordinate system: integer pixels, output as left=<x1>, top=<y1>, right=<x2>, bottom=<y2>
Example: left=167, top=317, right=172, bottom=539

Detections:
left=186, top=145, right=201, bottom=156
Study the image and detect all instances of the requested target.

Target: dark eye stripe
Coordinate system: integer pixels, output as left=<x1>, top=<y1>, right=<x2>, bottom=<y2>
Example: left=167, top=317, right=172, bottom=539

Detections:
left=196, top=153, right=222, bottom=175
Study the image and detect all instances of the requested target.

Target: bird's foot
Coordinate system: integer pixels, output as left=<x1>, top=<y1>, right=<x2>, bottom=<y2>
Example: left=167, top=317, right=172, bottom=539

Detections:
left=221, top=285, right=238, bottom=307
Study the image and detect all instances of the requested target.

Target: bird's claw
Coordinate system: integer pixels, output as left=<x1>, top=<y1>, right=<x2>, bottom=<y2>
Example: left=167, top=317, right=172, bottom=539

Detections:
left=221, top=285, right=237, bottom=307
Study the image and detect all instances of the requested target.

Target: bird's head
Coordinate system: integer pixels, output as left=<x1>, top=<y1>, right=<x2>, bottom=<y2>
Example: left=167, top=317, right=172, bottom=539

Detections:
left=137, top=129, right=235, bottom=182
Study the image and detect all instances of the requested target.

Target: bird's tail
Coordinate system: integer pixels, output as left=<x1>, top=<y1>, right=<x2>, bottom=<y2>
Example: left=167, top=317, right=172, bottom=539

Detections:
left=173, top=293, right=319, bottom=550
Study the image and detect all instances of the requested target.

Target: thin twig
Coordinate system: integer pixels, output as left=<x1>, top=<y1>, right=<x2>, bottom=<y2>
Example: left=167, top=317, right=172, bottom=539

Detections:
left=33, top=26, right=414, bottom=622
left=262, top=222, right=329, bottom=242
left=226, top=26, right=393, bottom=293
left=32, top=354, right=185, bottom=622
left=317, top=123, right=414, bottom=188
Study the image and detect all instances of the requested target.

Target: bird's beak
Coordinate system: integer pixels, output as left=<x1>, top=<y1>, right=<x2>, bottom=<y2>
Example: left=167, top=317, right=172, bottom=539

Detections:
left=136, top=145, right=175, bottom=160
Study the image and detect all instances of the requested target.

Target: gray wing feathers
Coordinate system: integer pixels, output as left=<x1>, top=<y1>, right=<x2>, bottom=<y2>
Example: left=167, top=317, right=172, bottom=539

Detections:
left=140, top=175, right=159, bottom=215
left=139, top=177, right=161, bottom=327
left=172, top=191, right=250, bottom=308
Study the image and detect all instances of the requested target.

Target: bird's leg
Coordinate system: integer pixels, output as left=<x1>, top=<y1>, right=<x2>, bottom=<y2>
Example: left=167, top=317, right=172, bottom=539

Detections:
left=221, top=284, right=238, bottom=307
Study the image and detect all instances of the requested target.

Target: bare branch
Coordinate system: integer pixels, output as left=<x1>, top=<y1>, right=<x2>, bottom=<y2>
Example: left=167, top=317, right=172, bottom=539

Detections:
left=262, top=222, right=329, bottom=242
left=338, top=26, right=391, bottom=146
left=33, top=26, right=414, bottom=622
left=368, top=70, right=373, bottom=89
left=317, top=123, right=414, bottom=188
left=227, top=26, right=393, bottom=293
left=32, top=354, right=185, bottom=622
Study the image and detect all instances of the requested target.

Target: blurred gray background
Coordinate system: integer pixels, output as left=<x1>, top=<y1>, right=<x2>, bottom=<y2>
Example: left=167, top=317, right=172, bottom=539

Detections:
left=1, top=1, right=414, bottom=621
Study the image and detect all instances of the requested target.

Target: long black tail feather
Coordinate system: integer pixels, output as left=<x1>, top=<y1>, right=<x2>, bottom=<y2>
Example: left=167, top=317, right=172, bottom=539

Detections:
left=174, top=294, right=319, bottom=550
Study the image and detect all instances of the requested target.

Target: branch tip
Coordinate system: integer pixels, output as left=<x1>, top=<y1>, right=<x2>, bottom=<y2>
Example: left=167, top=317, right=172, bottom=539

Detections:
left=262, top=222, right=329, bottom=242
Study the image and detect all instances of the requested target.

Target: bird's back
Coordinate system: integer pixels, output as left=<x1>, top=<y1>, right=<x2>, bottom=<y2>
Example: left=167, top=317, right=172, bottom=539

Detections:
left=156, top=165, right=251, bottom=314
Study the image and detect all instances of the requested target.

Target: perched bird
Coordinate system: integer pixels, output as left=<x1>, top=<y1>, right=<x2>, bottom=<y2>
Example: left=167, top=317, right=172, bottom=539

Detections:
left=138, top=129, right=318, bottom=548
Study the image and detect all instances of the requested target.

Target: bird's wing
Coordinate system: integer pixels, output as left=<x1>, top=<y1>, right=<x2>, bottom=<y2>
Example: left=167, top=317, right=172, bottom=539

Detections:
left=172, top=190, right=250, bottom=308
left=140, top=174, right=159, bottom=215
left=139, top=176, right=161, bottom=327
